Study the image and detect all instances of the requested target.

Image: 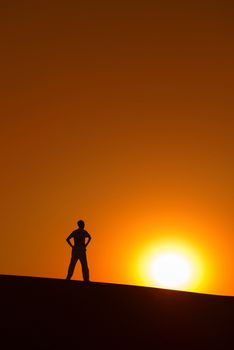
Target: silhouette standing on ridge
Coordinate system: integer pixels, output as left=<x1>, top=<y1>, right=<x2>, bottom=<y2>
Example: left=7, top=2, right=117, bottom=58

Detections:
left=66, top=220, right=91, bottom=281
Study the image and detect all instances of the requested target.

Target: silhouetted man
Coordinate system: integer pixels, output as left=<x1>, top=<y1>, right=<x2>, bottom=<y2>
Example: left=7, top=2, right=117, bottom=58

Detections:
left=66, top=220, right=91, bottom=281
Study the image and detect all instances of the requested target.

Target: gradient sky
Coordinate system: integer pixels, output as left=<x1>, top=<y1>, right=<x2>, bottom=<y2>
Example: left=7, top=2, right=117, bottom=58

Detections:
left=1, top=0, right=233, bottom=296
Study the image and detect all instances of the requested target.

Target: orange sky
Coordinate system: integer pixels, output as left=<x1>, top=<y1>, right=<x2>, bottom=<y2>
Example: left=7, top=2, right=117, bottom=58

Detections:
left=0, top=1, right=233, bottom=296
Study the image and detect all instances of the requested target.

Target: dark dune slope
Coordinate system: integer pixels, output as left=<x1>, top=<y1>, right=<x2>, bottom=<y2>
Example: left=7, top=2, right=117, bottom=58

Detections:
left=0, top=275, right=233, bottom=349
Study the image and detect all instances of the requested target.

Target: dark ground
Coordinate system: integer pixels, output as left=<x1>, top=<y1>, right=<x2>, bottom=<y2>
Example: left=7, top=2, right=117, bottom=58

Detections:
left=0, top=274, right=233, bottom=349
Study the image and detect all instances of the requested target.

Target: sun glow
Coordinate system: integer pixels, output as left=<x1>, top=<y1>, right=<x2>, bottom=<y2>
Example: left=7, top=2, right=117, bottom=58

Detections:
left=138, top=241, right=203, bottom=292
left=150, top=252, right=192, bottom=288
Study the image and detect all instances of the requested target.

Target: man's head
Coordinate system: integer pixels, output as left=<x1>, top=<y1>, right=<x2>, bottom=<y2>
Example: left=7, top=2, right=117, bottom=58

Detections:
left=77, top=220, right=85, bottom=229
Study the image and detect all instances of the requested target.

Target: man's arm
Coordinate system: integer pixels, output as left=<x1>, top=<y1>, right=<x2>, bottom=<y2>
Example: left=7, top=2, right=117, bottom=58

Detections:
left=66, top=232, right=74, bottom=248
left=85, top=233, right=92, bottom=248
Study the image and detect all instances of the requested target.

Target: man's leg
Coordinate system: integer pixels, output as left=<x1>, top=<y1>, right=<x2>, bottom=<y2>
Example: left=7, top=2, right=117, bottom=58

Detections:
left=66, top=249, right=79, bottom=280
left=80, top=251, right=90, bottom=281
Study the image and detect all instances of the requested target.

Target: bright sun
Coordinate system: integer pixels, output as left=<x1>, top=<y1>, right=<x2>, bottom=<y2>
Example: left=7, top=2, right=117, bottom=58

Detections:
left=150, top=252, right=192, bottom=289
left=138, top=240, right=203, bottom=292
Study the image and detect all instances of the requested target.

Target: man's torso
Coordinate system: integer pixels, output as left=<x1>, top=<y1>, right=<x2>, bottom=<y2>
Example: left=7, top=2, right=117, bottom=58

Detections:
left=72, top=229, right=89, bottom=249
